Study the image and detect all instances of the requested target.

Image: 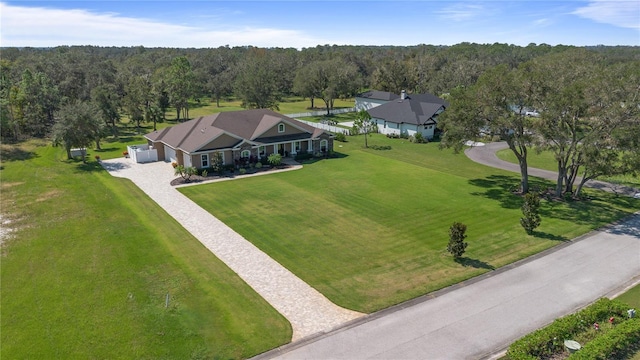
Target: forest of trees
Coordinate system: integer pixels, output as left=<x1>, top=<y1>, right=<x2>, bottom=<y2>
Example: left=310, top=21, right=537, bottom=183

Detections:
left=1, top=43, right=638, bottom=196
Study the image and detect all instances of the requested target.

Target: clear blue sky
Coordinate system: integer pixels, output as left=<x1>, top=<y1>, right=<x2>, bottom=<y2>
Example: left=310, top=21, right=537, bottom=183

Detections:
left=1, top=1, right=639, bottom=48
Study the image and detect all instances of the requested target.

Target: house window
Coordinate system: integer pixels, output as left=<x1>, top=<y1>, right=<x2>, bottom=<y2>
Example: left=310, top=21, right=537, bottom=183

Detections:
left=201, top=154, right=209, bottom=168
left=259, top=146, right=266, bottom=156
left=241, top=150, right=251, bottom=159
left=320, top=139, right=328, bottom=152
left=293, top=141, right=300, bottom=152
left=278, top=123, right=285, bottom=133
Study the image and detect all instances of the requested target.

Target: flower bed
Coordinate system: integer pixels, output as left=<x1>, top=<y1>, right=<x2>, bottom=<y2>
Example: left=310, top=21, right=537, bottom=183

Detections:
left=507, top=298, right=636, bottom=360
left=169, top=164, right=293, bottom=186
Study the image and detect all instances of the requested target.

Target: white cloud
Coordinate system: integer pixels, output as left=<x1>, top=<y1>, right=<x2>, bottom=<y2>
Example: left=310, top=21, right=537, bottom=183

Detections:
left=572, top=0, right=640, bottom=30
left=0, top=2, right=327, bottom=48
left=437, top=3, right=485, bottom=21
left=533, top=18, right=552, bottom=27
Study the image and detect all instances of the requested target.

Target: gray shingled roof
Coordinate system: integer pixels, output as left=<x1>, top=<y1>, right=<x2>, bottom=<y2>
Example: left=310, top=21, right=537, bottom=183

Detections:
left=367, top=93, right=448, bottom=126
left=356, top=90, right=400, bottom=101
left=145, top=109, right=323, bottom=153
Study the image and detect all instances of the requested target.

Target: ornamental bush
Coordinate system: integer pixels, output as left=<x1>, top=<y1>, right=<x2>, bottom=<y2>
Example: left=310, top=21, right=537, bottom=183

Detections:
left=520, top=192, right=541, bottom=234
left=507, top=298, right=631, bottom=360
left=447, top=222, right=468, bottom=258
left=569, top=318, right=640, bottom=360
left=267, top=153, right=282, bottom=167
left=294, top=153, right=313, bottom=161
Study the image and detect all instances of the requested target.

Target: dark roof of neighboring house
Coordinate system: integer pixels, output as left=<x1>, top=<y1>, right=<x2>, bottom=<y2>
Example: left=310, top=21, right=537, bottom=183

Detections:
left=356, top=90, right=400, bottom=101
left=367, top=93, right=448, bottom=126
left=145, top=109, right=326, bottom=153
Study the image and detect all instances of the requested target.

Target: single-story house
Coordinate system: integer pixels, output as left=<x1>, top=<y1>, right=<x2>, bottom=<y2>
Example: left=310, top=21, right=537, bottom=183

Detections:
left=144, top=109, right=334, bottom=169
left=358, top=90, right=448, bottom=139
left=354, top=90, right=401, bottom=111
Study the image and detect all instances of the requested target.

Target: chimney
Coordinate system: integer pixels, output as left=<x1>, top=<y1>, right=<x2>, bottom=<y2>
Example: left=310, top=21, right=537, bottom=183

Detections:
left=401, top=90, right=406, bottom=100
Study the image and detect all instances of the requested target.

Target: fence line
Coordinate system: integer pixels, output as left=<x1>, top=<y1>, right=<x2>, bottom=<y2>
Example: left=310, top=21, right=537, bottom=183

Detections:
left=285, top=107, right=355, bottom=119
left=294, top=119, right=351, bottom=135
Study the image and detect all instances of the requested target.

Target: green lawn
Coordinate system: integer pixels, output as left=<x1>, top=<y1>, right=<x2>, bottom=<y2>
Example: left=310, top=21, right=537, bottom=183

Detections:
left=164, top=96, right=355, bottom=122
left=0, top=140, right=291, bottom=359
left=180, top=135, right=640, bottom=313
left=616, top=283, right=640, bottom=309
left=496, top=148, right=640, bottom=188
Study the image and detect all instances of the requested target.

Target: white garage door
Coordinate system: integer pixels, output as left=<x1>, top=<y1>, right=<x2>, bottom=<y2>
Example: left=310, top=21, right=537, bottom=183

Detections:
left=164, top=145, right=177, bottom=162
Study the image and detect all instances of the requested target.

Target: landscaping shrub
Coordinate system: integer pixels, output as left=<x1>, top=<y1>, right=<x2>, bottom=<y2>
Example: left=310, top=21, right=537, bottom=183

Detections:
left=239, top=168, right=246, bottom=175
left=255, top=162, right=262, bottom=169
left=174, top=165, right=198, bottom=182
left=369, top=145, right=392, bottom=150
left=520, top=192, right=541, bottom=234
left=507, top=298, right=631, bottom=360
left=447, top=222, right=468, bottom=258
left=201, top=169, right=208, bottom=177
left=409, top=133, right=427, bottom=143
left=334, top=132, right=347, bottom=142
left=386, top=133, right=400, bottom=139
left=569, top=318, right=640, bottom=360
left=267, top=153, right=282, bottom=167
left=294, top=153, right=313, bottom=161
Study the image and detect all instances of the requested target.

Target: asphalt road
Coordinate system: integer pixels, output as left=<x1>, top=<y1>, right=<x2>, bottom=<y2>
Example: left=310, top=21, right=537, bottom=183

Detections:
left=254, top=142, right=640, bottom=360
left=465, top=142, right=639, bottom=197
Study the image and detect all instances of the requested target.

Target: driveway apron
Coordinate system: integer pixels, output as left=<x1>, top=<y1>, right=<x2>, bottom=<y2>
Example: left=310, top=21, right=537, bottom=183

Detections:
left=101, top=159, right=363, bottom=341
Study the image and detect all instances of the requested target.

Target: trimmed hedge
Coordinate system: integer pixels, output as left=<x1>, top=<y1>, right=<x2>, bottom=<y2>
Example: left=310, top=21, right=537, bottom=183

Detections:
left=507, top=298, right=631, bottom=360
left=294, top=153, right=313, bottom=161
left=568, top=318, right=640, bottom=360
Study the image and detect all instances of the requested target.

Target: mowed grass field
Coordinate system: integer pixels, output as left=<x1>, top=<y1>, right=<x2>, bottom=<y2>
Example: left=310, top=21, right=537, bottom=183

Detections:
left=496, top=148, right=640, bottom=188
left=180, top=135, right=640, bottom=313
left=0, top=141, right=290, bottom=359
left=165, top=96, right=354, bottom=121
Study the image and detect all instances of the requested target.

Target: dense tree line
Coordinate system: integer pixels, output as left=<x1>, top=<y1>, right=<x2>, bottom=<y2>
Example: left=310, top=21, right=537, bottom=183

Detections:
left=1, top=43, right=638, bottom=172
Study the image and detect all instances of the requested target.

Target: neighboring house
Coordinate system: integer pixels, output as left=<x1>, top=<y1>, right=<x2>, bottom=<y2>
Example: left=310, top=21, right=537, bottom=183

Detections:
left=358, top=90, right=448, bottom=139
left=144, top=109, right=334, bottom=169
left=354, top=90, right=400, bottom=111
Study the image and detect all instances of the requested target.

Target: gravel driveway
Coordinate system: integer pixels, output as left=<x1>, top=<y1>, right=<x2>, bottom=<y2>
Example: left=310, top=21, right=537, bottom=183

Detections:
left=101, top=158, right=363, bottom=342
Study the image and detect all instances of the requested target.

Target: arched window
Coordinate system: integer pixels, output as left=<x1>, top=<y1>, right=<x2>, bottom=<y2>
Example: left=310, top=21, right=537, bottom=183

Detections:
left=278, top=123, right=285, bottom=133
left=320, top=139, right=328, bottom=152
left=241, top=150, right=251, bottom=158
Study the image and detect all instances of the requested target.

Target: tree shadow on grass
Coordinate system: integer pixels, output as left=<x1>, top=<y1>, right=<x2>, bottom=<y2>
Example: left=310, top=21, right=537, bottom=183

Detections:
left=94, top=147, right=120, bottom=153
left=538, top=196, right=633, bottom=228
left=468, top=175, right=565, bottom=211
left=531, top=231, right=569, bottom=242
left=454, top=256, right=495, bottom=270
left=0, top=146, right=39, bottom=162
left=468, top=175, right=524, bottom=209
left=105, top=136, right=137, bottom=144
left=75, top=161, right=106, bottom=173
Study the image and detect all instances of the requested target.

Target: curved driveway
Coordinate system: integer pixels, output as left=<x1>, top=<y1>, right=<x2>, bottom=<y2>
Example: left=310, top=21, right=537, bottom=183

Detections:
left=257, top=143, right=640, bottom=360
left=465, top=142, right=638, bottom=196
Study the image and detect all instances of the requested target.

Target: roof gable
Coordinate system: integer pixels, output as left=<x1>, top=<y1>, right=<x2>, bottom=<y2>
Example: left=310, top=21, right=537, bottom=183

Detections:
left=367, top=92, right=447, bottom=125
left=145, top=109, right=330, bottom=154
left=356, top=90, right=400, bottom=101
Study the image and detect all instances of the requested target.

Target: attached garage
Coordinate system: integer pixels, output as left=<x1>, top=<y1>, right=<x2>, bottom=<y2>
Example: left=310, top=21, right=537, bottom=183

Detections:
left=164, top=145, right=177, bottom=162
